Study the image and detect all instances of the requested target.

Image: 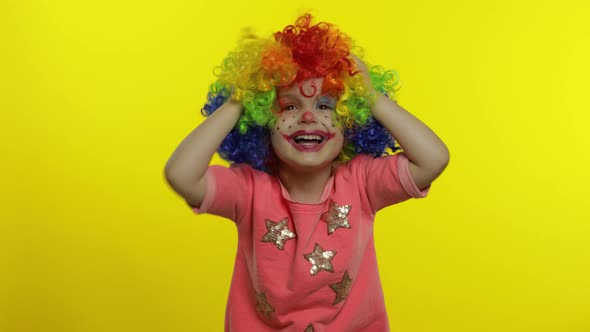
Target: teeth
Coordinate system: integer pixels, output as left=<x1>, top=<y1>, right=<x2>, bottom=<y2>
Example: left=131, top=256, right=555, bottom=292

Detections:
left=295, top=135, right=322, bottom=140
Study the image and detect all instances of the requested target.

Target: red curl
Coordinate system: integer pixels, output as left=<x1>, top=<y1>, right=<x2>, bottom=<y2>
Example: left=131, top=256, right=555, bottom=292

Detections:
left=274, top=13, right=356, bottom=98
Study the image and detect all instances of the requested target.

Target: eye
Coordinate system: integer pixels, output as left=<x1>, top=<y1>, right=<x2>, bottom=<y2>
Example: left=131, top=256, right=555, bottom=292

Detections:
left=283, top=105, right=297, bottom=111
left=317, top=104, right=334, bottom=111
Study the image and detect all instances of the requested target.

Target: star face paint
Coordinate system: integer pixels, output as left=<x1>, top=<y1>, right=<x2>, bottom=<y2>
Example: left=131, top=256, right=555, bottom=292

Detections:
left=270, top=77, right=344, bottom=171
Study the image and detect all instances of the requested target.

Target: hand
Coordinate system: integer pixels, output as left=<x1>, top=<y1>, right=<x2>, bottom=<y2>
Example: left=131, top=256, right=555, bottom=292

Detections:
left=350, top=54, right=376, bottom=94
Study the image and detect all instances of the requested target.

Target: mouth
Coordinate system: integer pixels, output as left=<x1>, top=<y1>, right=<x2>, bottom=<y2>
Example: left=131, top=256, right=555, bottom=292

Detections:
left=293, top=133, right=325, bottom=145
left=282, top=130, right=334, bottom=152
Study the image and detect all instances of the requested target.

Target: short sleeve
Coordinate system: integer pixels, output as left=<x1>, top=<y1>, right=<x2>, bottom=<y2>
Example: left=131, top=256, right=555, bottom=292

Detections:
left=361, top=152, right=430, bottom=212
left=188, top=164, right=252, bottom=223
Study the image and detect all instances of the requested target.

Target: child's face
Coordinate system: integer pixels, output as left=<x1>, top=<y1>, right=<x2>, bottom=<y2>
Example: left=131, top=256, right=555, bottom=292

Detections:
left=270, top=77, right=344, bottom=172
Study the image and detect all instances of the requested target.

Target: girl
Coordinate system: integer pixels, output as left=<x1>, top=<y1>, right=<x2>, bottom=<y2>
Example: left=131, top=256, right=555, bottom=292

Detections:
left=165, top=13, right=449, bottom=332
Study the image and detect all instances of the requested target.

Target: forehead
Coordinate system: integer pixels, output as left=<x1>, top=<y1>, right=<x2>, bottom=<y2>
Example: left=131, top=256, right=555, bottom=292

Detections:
left=278, top=78, right=326, bottom=98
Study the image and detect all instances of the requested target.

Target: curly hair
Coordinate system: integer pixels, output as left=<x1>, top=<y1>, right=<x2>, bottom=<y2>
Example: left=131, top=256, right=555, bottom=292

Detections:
left=201, top=13, right=402, bottom=173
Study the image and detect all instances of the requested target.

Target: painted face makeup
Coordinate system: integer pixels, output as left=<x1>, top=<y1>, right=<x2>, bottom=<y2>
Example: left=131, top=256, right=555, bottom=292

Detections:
left=270, top=78, right=344, bottom=171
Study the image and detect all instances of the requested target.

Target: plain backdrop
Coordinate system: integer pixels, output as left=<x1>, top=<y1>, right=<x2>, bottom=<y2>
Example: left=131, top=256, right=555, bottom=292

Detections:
left=1, top=0, right=589, bottom=331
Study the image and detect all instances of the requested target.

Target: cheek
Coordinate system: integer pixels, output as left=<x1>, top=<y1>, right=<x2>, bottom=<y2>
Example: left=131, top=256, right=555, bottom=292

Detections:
left=322, top=113, right=339, bottom=129
left=334, top=132, right=345, bottom=147
left=334, top=125, right=345, bottom=140
left=326, top=130, right=344, bottom=151
left=270, top=127, right=287, bottom=147
left=274, top=117, right=294, bottom=133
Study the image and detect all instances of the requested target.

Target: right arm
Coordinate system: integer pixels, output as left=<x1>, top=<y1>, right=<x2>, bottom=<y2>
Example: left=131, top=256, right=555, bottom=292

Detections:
left=164, top=100, right=243, bottom=207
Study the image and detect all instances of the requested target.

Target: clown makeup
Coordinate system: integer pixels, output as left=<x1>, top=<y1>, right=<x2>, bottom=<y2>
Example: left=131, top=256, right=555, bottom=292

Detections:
left=270, top=78, right=344, bottom=172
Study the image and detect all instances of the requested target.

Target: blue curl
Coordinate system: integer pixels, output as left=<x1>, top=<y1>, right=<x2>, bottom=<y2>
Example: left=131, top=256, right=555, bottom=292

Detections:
left=201, top=89, right=272, bottom=173
left=218, top=127, right=272, bottom=172
left=345, top=117, right=400, bottom=157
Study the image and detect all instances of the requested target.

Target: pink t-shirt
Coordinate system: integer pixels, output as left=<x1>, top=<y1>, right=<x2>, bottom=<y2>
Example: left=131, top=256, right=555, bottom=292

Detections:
left=191, top=153, right=429, bottom=332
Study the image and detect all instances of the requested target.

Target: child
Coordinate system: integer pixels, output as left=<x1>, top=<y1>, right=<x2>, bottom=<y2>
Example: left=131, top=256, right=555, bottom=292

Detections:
left=165, top=13, right=449, bottom=332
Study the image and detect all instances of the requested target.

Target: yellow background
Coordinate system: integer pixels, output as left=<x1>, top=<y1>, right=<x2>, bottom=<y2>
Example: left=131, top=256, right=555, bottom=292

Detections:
left=1, top=0, right=589, bottom=331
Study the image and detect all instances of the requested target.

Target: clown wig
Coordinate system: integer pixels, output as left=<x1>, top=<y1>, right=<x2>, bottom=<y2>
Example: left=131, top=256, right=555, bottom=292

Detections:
left=201, top=14, right=402, bottom=173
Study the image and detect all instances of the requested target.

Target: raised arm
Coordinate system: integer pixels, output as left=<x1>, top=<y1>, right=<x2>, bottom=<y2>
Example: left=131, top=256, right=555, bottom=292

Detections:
left=353, top=55, right=450, bottom=190
left=164, top=100, right=243, bottom=207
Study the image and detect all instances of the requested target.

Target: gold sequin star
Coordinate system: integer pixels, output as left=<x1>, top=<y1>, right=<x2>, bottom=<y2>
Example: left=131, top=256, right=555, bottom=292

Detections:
left=329, top=270, right=353, bottom=305
left=255, top=291, right=275, bottom=319
left=304, top=323, right=315, bottom=332
left=320, top=200, right=352, bottom=235
left=261, top=218, right=296, bottom=250
left=304, top=243, right=337, bottom=276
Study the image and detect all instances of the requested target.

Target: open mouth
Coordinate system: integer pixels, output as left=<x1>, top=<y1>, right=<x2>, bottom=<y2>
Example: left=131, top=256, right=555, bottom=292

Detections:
left=281, top=130, right=333, bottom=152
left=293, top=134, right=325, bottom=146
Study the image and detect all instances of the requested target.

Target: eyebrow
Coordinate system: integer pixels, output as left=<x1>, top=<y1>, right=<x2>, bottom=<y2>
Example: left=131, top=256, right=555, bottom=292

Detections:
left=318, top=96, right=337, bottom=104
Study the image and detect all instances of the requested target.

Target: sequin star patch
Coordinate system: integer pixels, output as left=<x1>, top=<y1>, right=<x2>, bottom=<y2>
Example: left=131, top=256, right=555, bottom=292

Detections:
left=320, top=200, right=352, bottom=235
left=329, top=270, right=353, bottom=305
left=304, top=243, right=337, bottom=276
left=255, top=291, right=275, bottom=319
left=261, top=218, right=296, bottom=250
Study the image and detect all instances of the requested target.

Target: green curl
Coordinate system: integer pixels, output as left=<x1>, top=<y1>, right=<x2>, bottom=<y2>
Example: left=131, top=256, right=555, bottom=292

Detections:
left=369, top=66, right=401, bottom=98
left=344, top=96, right=372, bottom=125
left=238, top=89, right=276, bottom=134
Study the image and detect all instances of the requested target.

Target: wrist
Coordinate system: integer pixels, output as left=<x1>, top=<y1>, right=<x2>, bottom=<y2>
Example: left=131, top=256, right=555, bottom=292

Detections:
left=219, top=99, right=244, bottom=116
left=370, top=93, right=399, bottom=118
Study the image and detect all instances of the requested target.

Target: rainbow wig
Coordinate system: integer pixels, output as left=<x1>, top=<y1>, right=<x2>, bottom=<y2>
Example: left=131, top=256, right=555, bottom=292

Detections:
left=201, top=14, right=402, bottom=173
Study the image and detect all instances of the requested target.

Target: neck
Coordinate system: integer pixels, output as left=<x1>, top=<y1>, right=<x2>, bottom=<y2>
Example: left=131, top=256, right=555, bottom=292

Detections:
left=278, top=163, right=333, bottom=204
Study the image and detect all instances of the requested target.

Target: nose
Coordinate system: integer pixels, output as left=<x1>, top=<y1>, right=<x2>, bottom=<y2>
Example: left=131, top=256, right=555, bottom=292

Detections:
left=299, top=111, right=316, bottom=124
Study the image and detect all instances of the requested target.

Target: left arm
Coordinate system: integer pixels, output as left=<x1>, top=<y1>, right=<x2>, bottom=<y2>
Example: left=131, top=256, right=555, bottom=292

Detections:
left=372, top=96, right=450, bottom=190
left=353, top=56, right=450, bottom=190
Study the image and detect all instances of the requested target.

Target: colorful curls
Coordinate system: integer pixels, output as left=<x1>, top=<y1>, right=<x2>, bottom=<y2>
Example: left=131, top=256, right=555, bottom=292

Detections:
left=200, top=13, right=403, bottom=172
left=369, top=65, right=402, bottom=100
left=274, top=13, right=355, bottom=96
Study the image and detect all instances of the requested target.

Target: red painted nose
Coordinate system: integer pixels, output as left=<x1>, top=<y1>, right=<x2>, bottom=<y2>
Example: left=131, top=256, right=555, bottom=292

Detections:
left=301, top=111, right=316, bottom=123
